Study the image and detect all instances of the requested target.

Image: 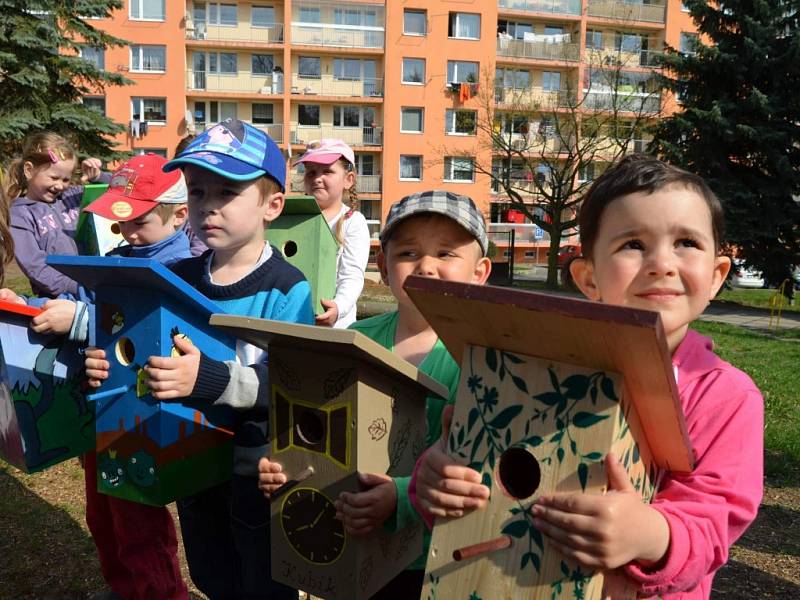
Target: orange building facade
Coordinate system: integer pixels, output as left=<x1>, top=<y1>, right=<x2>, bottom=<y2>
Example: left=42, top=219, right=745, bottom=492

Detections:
left=87, top=0, right=697, bottom=262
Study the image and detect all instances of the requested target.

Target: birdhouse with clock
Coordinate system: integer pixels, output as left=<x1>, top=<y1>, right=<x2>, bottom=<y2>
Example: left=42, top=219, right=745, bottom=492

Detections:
left=209, top=314, right=447, bottom=600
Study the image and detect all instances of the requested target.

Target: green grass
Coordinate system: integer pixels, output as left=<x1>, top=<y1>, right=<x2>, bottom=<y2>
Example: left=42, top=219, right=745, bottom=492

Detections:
left=691, top=320, right=800, bottom=485
left=717, top=287, right=799, bottom=313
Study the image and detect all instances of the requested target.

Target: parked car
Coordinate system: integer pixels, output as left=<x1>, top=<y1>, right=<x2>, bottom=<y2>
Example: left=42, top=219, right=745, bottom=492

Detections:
left=557, top=244, right=581, bottom=266
left=730, top=260, right=765, bottom=289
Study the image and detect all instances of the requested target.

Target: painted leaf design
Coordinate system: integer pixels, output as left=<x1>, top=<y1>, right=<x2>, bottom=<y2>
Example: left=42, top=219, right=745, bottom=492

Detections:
left=578, top=462, right=588, bottom=491
left=323, top=368, right=355, bottom=399
left=583, top=452, right=603, bottom=460
left=633, top=444, right=640, bottom=464
left=470, top=428, right=485, bottom=462
left=489, top=405, right=523, bottom=429
left=512, top=375, right=529, bottom=394
left=505, top=428, right=512, bottom=445
left=525, top=435, right=543, bottom=447
left=467, top=407, right=479, bottom=432
left=548, top=367, right=560, bottom=392
left=481, top=471, right=493, bottom=491
left=570, top=439, right=577, bottom=455
left=503, top=352, right=523, bottom=364
left=531, top=526, right=544, bottom=550
left=561, top=560, right=570, bottom=577
left=534, top=391, right=562, bottom=406
left=573, top=412, right=609, bottom=428
left=521, top=552, right=531, bottom=570
left=590, top=385, right=598, bottom=404
left=561, top=374, right=590, bottom=400
left=601, top=375, right=618, bottom=401
left=557, top=447, right=565, bottom=463
left=501, top=519, right=528, bottom=538
left=498, top=364, right=506, bottom=381
left=486, top=347, right=498, bottom=372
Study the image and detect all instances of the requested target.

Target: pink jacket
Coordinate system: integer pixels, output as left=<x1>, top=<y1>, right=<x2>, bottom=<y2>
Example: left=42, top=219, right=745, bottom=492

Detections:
left=625, top=329, right=764, bottom=598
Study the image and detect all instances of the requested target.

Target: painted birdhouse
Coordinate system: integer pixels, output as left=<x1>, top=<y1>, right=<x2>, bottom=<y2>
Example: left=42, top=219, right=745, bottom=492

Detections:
left=75, top=183, right=125, bottom=256
left=48, top=255, right=237, bottom=506
left=209, top=315, right=447, bottom=600
left=403, top=276, right=693, bottom=600
left=0, top=301, right=94, bottom=472
left=266, top=195, right=337, bottom=316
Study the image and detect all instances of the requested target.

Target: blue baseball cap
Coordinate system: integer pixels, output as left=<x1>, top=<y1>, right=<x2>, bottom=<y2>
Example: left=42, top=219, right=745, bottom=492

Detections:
left=164, top=118, right=286, bottom=191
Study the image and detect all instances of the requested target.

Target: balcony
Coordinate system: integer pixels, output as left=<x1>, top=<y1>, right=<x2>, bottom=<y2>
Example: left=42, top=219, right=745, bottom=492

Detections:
left=497, top=37, right=579, bottom=62
left=291, top=125, right=383, bottom=147
left=495, top=86, right=575, bottom=109
left=187, top=70, right=283, bottom=94
left=488, top=222, right=550, bottom=244
left=498, top=0, right=581, bottom=16
left=290, top=173, right=381, bottom=193
left=582, top=89, right=661, bottom=113
left=585, top=47, right=664, bottom=68
left=291, top=24, right=384, bottom=49
left=195, top=122, right=284, bottom=143
left=494, top=133, right=575, bottom=154
left=587, top=0, right=666, bottom=24
left=186, top=22, right=284, bottom=44
left=290, top=75, right=383, bottom=98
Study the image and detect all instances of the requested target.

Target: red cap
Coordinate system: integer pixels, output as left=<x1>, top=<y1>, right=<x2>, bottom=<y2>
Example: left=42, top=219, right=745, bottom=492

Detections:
left=84, top=154, right=188, bottom=222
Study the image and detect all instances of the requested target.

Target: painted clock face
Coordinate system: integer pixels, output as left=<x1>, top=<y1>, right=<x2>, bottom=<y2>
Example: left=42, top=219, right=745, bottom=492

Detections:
left=281, top=487, right=346, bottom=565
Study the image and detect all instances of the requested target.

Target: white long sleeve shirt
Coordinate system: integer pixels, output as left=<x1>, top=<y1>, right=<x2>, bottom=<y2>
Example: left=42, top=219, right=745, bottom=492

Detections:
left=327, top=205, right=370, bottom=328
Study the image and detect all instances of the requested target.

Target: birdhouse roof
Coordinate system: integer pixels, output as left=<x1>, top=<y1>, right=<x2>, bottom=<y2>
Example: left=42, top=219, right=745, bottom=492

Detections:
left=0, top=300, right=42, bottom=319
left=281, top=195, right=326, bottom=216
left=209, top=314, right=449, bottom=400
left=47, top=255, right=224, bottom=318
left=403, top=275, right=693, bottom=473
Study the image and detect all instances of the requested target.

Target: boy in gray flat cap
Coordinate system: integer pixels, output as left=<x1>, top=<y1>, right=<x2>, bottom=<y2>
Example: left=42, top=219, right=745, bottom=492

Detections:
left=259, top=190, right=492, bottom=598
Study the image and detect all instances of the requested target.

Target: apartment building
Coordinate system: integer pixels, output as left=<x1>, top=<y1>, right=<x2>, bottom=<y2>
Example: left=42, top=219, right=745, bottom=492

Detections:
left=89, top=0, right=697, bottom=261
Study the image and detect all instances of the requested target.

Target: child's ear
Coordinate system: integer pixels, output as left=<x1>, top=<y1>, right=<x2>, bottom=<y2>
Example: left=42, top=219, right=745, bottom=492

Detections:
left=263, top=191, right=285, bottom=224
left=473, top=256, right=492, bottom=285
left=377, top=251, right=388, bottom=285
left=173, top=204, right=188, bottom=227
left=23, top=161, right=35, bottom=181
left=709, top=255, right=732, bottom=299
left=569, top=257, right=600, bottom=301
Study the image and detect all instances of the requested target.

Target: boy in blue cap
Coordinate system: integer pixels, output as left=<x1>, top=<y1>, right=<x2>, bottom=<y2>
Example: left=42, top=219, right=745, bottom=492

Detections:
left=86, top=118, right=313, bottom=600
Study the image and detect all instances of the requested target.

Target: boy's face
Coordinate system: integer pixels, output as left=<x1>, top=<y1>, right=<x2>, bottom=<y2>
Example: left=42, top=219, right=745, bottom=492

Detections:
left=379, top=214, right=491, bottom=309
left=118, top=205, right=186, bottom=246
left=570, top=184, right=730, bottom=352
left=184, top=166, right=283, bottom=255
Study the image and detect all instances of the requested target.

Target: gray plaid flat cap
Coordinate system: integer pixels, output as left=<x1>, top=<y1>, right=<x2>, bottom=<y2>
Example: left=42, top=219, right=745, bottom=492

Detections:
left=380, top=190, right=488, bottom=256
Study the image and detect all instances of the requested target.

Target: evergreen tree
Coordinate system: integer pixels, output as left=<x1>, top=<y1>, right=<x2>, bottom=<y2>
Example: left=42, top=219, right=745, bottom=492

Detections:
left=0, top=0, right=131, bottom=162
left=651, top=0, right=800, bottom=293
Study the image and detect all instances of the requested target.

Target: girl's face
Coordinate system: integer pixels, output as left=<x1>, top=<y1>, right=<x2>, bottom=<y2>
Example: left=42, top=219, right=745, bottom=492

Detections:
left=302, top=160, right=355, bottom=211
left=24, top=158, right=76, bottom=203
left=570, top=184, right=730, bottom=352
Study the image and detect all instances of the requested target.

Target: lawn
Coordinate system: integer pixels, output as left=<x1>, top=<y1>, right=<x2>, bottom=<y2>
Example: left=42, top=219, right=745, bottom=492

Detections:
left=717, top=287, right=799, bottom=313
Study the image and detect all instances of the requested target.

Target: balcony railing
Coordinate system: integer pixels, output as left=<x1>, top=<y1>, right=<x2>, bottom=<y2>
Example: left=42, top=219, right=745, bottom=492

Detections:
left=291, top=24, right=384, bottom=49
left=291, top=125, right=383, bottom=146
left=498, top=0, right=581, bottom=16
left=290, top=75, right=383, bottom=98
left=290, top=173, right=381, bottom=193
left=495, top=86, right=575, bottom=109
left=582, top=89, right=661, bottom=113
left=187, top=70, right=284, bottom=94
left=587, top=0, right=666, bottom=23
left=585, top=47, right=664, bottom=68
left=186, top=22, right=284, bottom=43
left=497, top=38, right=580, bottom=62
left=196, top=122, right=284, bottom=143
left=494, top=133, right=575, bottom=154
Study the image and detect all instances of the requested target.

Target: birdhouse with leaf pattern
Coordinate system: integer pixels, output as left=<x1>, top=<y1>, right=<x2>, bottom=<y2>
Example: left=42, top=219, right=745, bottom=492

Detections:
left=0, top=301, right=94, bottom=473
left=75, top=183, right=125, bottom=256
left=404, top=276, right=693, bottom=600
left=209, top=314, right=447, bottom=600
left=48, top=255, right=237, bottom=506
left=266, top=195, right=337, bottom=316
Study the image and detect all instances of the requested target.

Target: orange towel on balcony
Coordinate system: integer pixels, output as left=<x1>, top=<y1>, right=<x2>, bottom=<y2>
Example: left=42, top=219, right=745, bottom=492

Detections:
left=459, top=83, right=469, bottom=101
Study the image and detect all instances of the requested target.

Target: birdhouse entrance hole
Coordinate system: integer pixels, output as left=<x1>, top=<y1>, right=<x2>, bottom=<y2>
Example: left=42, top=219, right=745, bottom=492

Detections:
left=497, top=446, right=540, bottom=499
left=283, top=240, right=298, bottom=257
left=295, top=407, right=325, bottom=448
left=115, top=337, right=136, bottom=366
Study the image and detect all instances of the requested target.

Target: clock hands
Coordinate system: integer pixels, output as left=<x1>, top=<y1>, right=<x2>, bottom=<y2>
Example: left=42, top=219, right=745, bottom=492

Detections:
left=294, top=506, right=326, bottom=532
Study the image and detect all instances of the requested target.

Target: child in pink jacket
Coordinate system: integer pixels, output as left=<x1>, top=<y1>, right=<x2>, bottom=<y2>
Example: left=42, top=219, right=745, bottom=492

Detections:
left=411, top=154, right=764, bottom=599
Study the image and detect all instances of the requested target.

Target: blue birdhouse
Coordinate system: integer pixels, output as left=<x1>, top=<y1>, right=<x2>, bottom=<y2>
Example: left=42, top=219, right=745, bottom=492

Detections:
left=48, top=255, right=237, bottom=506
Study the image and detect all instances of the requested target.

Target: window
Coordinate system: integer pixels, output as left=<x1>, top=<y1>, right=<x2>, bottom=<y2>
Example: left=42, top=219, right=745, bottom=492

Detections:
left=496, top=68, right=530, bottom=89
left=616, top=33, right=644, bottom=52
left=503, top=115, right=528, bottom=134
left=542, top=71, right=561, bottom=91
left=444, top=157, right=475, bottom=182
left=298, top=6, right=320, bottom=23
left=355, top=154, right=374, bottom=176
left=211, top=3, right=237, bottom=25
left=544, top=25, right=563, bottom=36
left=447, top=61, right=478, bottom=84
left=499, top=20, right=533, bottom=40
left=131, top=45, right=166, bottom=72
left=298, top=104, right=319, bottom=126
left=448, top=13, right=480, bottom=39
left=585, top=29, right=603, bottom=49
left=252, top=54, right=274, bottom=75
left=334, top=58, right=361, bottom=81
left=399, top=155, right=422, bottom=180
left=578, top=163, right=596, bottom=182
left=524, top=251, right=536, bottom=258
left=403, top=9, right=426, bottom=35
left=251, top=5, right=275, bottom=26
left=402, top=58, right=425, bottom=84
left=209, top=52, right=237, bottom=74
left=401, top=107, right=424, bottom=133
left=681, top=2, right=690, bottom=11
left=680, top=32, right=699, bottom=55
left=252, top=103, right=274, bottom=124
left=83, top=96, right=106, bottom=115
left=131, top=0, right=165, bottom=20
left=445, top=109, right=476, bottom=135
left=298, top=56, right=321, bottom=79
left=131, top=97, right=167, bottom=123
left=135, top=148, right=168, bottom=157
left=333, top=106, right=361, bottom=127
left=81, top=47, right=104, bottom=70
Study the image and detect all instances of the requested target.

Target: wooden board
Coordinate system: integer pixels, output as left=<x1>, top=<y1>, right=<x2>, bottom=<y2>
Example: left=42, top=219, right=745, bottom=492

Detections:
left=209, top=314, right=448, bottom=400
left=404, top=276, right=692, bottom=472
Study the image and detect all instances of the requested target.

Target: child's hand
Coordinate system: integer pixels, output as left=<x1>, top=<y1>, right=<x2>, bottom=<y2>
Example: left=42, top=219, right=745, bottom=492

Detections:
left=144, top=334, right=200, bottom=400
left=80, top=157, right=103, bottom=183
left=258, top=456, right=287, bottom=499
left=414, top=405, right=490, bottom=519
left=315, top=299, right=339, bottom=327
left=85, top=347, right=109, bottom=388
left=0, top=288, right=25, bottom=304
left=530, top=454, right=670, bottom=570
left=335, top=472, right=396, bottom=536
left=30, top=299, right=76, bottom=335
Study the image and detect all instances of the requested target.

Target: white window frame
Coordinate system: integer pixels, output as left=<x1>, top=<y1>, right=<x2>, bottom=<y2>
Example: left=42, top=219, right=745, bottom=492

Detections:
left=83, top=96, right=106, bottom=115
left=298, top=104, right=320, bottom=126
left=80, top=46, right=104, bottom=70
left=130, top=45, right=166, bottom=73
left=403, top=9, right=427, bottom=36
left=298, top=56, right=321, bottom=79
left=447, top=60, right=479, bottom=84
left=444, top=109, right=477, bottom=135
left=131, top=97, right=167, bottom=124
left=332, top=105, right=364, bottom=128
left=542, top=71, right=561, bottom=92
left=130, top=0, right=165, bottom=21
left=448, top=12, right=480, bottom=40
left=252, top=102, right=274, bottom=124
left=402, top=58, right=425, bottom=85
left=444, top=156, right=475, bottom=183
left=195, top=2, right=238, bottom=26
left=399, top=155, right=422, bottom=181
left=251, top=53, right=274, bottom=75
left=400, top=107, right=424, bottom=133
left=251, top=4, right=276, bottom=27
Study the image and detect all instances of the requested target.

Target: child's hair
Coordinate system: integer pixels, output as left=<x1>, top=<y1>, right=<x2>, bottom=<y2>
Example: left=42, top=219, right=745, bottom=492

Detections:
left=255, top=174, right=282, bottom=206
left=4, top=132, right=76, bottom=200
left=334, top=157, right=358, bottom=245
left=0, top=185, right=14, bottom=284
left=150, top=203, right=185, bottom=225
left=174, top=135, right=196, bottom=158
left=578, top=154, right=725, bottom=259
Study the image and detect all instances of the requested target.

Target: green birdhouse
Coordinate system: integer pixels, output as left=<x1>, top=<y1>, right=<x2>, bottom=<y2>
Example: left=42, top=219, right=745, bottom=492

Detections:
left=267, top=195, right=338, bottom=316
left=75, top=183, right=125, bottom=256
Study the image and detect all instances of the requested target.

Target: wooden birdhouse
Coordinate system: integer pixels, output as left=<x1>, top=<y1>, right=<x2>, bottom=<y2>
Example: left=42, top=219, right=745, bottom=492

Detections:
left=0, top=301, right=94, bottom=472
left=48, top=255, right=237, bottom=506
left=209, top=315, right=448, bottom=600
left=75, top=183, right=125, bottom=256
left=402, top=276, right=693, bottom=600
left=266, top=195, right=337, bottom=316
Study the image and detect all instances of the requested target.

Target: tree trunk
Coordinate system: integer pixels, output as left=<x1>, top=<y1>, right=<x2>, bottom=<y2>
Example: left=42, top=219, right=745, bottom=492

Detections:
left=546, top=216, right=562, bottom=289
